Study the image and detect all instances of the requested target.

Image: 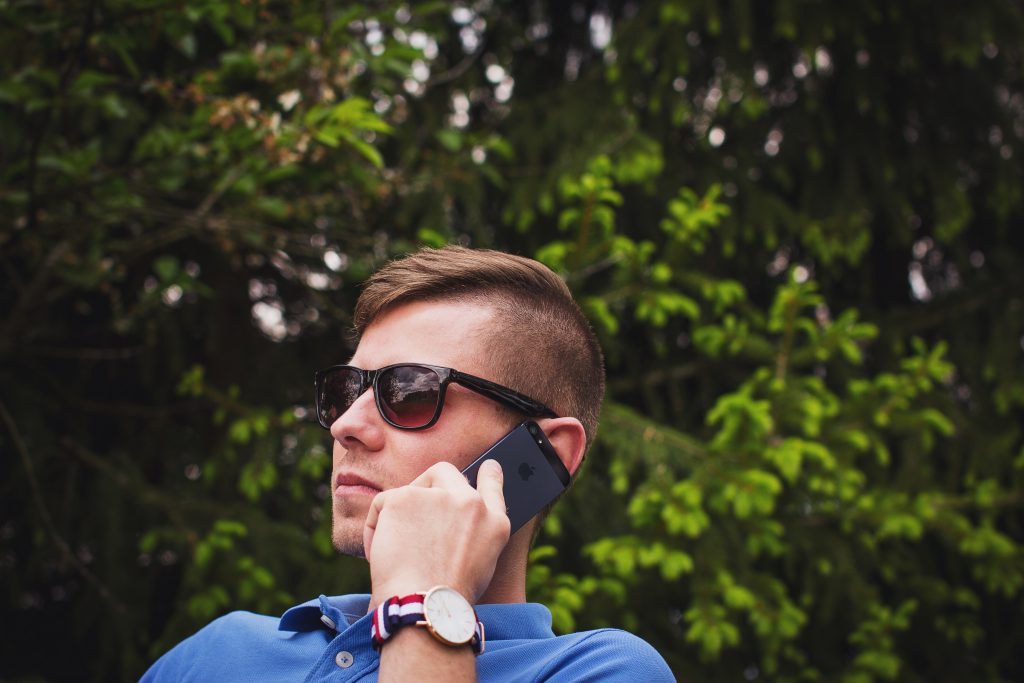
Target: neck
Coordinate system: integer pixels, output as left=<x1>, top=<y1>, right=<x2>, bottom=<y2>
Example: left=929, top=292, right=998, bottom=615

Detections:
left=477, top=527, right=532, bottom=604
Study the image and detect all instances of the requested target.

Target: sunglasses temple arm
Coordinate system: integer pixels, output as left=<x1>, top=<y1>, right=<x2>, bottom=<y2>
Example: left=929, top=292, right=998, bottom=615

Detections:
left=453, top=372, right=557, bottom=418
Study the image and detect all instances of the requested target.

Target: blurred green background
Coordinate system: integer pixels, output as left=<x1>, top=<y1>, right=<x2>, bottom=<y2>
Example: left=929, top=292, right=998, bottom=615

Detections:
left=2, top=1, right=1023, bottom=681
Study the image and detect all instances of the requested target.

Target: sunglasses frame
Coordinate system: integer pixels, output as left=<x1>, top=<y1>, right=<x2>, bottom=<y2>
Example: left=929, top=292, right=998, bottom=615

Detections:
left=314, top=362, right=557, bottom=431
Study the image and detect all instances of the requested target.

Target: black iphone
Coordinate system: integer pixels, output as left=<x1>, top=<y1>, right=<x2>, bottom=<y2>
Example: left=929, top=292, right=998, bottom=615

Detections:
left=461, top=421, right=570, bottom=534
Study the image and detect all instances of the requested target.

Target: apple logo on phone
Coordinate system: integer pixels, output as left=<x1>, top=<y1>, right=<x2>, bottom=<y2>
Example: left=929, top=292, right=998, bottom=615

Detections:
left=517, top=462, right=536, bottom=481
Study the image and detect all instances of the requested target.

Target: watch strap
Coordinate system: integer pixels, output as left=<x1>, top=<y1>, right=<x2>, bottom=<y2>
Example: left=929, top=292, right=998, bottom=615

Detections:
left=371, top=593, right=484, bottom=654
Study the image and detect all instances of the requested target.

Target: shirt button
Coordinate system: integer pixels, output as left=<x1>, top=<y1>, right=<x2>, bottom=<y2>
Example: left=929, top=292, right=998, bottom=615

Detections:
left=335, top=650, right=355, bottom=669
left=320, top=614, right=337, bottom=630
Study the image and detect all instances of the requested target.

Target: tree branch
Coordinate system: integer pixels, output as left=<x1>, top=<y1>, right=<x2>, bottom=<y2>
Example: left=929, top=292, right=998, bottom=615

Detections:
left=0, top=400, right=127, bottom=614
left=607, top=359, right=710, bottom=393
left=25, top=345, right=147, bottom=360
left=0, top=240, right=71, bottom=358
left=426, top=45, right=485, bottom=88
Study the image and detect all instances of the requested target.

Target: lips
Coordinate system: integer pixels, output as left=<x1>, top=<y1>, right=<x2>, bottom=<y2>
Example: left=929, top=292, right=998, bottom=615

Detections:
left=334, top=472, right=382, bottom=497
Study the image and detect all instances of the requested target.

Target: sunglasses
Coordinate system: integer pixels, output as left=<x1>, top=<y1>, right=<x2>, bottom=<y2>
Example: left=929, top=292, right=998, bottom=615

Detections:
left=314, top=362, right=557, bottom=431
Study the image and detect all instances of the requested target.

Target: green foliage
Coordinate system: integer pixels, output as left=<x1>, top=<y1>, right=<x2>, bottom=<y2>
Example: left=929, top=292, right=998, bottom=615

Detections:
left=3, top=1, right=1024, bottom=682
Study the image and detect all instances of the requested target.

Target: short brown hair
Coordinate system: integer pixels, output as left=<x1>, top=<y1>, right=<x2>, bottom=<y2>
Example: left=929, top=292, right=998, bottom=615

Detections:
left=354, top=245, right=605, bottom=449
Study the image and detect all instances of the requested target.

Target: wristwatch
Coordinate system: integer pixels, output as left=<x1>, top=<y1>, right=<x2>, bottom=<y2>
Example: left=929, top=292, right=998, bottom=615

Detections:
left=371, top=585, right=485, bottom=654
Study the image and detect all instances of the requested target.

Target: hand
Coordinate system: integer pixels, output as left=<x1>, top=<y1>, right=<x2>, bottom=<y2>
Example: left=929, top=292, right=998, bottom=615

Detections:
left=364, top=459, right=511, bottom=605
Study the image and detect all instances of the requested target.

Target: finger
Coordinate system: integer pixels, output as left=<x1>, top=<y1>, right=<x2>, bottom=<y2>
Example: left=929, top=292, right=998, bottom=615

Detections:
left=475, top=459, right=507, bottom=518
left=408, top=460, right=471, bottom=490
left=362, top=490, right=390, bottom=560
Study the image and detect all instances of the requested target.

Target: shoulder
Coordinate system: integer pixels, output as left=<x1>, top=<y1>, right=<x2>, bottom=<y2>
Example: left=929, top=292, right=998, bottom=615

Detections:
left=140, top=611, right=283, bottom=682
left=481, top=626, right=675, bottom=683
left=177, top=609, right=283, bottom=652
left=542, top=628, right=675, bottom=682
left=476, top=602, right=675, bottom=682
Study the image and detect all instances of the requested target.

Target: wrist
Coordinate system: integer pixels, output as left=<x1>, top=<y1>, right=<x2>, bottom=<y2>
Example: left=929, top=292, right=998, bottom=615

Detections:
left=372, top=586, right=485, bottom=654
left=373, top=578, right=473, bottom=606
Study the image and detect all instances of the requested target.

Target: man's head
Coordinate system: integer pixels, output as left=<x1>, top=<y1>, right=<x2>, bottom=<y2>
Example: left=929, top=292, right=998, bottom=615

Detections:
left=327, top=246, right=605, bottom=556
left=354, top=246, right=605, bottom=445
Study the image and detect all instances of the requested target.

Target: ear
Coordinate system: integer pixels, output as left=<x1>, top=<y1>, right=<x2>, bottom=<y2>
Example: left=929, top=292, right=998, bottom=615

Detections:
left=538, top=417, right=587, bottom=477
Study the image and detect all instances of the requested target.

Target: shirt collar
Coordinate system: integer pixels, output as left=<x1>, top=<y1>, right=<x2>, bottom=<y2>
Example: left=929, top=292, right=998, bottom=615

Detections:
left=278, top=594, right=556, bottom=641
left=278, top=594, right=371, bottom=633
left=477, top=602, right=554, bottom=640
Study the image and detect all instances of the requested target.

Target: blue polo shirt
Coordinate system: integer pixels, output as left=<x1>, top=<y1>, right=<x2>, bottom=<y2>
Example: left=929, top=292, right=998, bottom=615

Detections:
left=141, top=593, right=675, bottom=682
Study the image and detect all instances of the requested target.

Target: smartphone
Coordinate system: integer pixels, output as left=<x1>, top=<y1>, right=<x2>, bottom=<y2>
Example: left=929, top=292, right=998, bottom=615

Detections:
left=461, top=421, right=570, bottom=534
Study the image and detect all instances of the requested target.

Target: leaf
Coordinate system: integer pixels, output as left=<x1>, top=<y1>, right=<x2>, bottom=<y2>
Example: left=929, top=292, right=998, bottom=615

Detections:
left=229, top=419, right=251, bottom=444
left=416, top=227, right=449, bottom=248
left=154, top=255, right=180, bottom=282
left=213, top=520, right=247, bottom=537
left=437, top=129, right=462, bottom=151
left=661, top=550, right=694, bottom=579
left=582, top=296, right=619, bottom=335
left=338, top=131, right=384, bottom=168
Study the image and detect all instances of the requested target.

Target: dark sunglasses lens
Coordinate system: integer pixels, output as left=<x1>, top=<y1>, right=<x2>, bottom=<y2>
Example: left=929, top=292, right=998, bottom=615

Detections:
left=319, top=368, right=364, bottom=427
left=378, top=365, right=442, bottom=428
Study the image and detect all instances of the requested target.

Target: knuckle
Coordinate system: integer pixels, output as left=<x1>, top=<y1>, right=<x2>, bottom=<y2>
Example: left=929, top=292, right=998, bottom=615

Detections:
left=429, top=461, right=458, bottom=476
left=387, top=486, right=428, bottom=509
left=458, top=491, right=486, bottom=514
left=490, top=515, right=511, bottom=541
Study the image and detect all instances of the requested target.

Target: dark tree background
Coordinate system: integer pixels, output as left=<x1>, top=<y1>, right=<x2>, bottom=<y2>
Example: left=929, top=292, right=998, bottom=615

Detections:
left=2, top=1, right=1023, bottom=681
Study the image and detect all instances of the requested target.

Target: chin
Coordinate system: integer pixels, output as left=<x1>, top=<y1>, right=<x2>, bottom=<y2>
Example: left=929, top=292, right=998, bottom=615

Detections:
left=331, top=522, right=367, bottom=558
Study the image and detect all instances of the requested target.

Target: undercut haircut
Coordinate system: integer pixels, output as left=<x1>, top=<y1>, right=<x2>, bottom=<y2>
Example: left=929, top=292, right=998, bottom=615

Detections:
left=354, top=245, right=605, bottom=451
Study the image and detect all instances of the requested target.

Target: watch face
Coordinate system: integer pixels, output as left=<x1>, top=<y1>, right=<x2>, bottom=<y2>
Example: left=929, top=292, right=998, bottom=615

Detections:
left=423, top=586, right=477, bottom=645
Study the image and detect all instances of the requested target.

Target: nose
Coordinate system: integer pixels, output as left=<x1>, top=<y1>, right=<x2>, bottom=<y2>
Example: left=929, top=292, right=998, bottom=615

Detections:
left=329, top=387, right=386, bottom=452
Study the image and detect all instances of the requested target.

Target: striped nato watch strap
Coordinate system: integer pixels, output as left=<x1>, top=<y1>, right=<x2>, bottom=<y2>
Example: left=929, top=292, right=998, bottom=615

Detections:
left=370, top=592, right=484, bottom=654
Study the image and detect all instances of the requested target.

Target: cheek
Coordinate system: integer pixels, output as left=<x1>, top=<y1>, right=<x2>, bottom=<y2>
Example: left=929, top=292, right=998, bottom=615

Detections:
left=433, top=420, right=513, bottom=470
left=386, top=435, right=447, bottom=482
left=439, top=388, right=505, bottom=429
left=389, top=433, right=475, bottom=482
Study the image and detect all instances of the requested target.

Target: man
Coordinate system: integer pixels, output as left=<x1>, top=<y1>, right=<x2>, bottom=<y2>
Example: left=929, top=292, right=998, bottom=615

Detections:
left=142, top=246, right=674, bottom=681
